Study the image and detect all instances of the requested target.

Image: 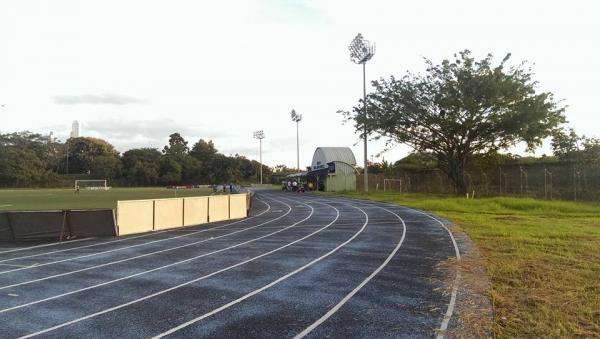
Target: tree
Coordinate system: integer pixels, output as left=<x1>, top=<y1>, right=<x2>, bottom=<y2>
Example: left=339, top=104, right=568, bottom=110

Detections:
left=121, top=148, right=162, bottom=185
left=552, top=127, right=600, bottom=164
left=190, top=139, right=218, bottom=162
left=159, top=157, right=182, bottom=184
left=551, top=127, right=582, bottom=161
left=342, top=50, right=565, bottom=194
left=163, top=133, right=189, bottom=156
left=62, top=137, right=120, bottom=176
left=0, top=132, right=59, bottom=186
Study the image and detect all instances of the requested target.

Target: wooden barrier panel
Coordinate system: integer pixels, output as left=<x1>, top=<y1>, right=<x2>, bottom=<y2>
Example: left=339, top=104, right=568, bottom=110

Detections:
left=154, top=198, right=184, bottom=230
left=115, top=193, right=252, bottom=236
left=184, top=197, right=208, bottom=226
left=208, top=195, right=229, bottom=222
left=230, top=193, right=248, bottom=219
left=117, top=200, right=154, bottom=235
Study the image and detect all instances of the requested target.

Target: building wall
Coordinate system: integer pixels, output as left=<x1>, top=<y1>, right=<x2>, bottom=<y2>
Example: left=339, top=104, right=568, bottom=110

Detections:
left=324, top=162, right=357, bottom=192
left=325, top=173, right=356, bottom=192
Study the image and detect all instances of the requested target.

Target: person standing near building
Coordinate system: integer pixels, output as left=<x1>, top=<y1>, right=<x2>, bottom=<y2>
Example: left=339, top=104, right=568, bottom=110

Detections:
left=292, top=180, right=298, bottom=192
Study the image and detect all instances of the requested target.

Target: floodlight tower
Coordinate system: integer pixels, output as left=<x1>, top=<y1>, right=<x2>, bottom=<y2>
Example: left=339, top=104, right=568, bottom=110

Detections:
left=290, top=109, right=302, bottom=174
left=349, top=33, right=375, bottom=192
left=253, top=130, right=265, bottom=184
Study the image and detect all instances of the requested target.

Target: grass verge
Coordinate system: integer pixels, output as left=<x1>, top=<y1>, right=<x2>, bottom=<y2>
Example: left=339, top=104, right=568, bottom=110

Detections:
left=322, top=191, right=600, bottom=338
left=0, top=187, right=213, bottom=211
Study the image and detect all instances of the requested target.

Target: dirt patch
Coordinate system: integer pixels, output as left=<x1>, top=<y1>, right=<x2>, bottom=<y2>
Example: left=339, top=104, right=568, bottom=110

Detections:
left=436, top=224, right=494, bottom=338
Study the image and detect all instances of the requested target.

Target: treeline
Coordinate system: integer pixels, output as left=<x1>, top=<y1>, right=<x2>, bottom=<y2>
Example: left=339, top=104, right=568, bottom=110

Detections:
left=0, top=132, right=282, bottom=187
left=367, top=127, right=600, bottom=176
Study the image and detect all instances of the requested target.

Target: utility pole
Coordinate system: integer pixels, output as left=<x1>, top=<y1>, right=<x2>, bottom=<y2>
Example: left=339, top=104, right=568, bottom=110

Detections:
left=348, top=33, right=375, bottom=192
left=253, top=130, right=265, bottom=184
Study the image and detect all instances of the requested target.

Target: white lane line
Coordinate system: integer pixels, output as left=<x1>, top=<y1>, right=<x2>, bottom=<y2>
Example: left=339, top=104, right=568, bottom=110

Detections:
left=0, top=198, right=269, bottom=263
left=0, top=199, right=282, bottom=290
left=0, top=263, right=38, bottom=268
left=16, top=197, right=328, bottom=338
left=410, top=210, right=460, bottom=339
left=0, top=204, right=12, bottom=208
left=294, top=200, right=407, bottom=338
left=0, top=238, right=97, bottom=255
left=323, top=197, right=462, bottom=338
left=151, top=199, right=368, bottom=339
left=0, top=199, right=272, bottom=274
left=1, top=197, right=303, bottom=314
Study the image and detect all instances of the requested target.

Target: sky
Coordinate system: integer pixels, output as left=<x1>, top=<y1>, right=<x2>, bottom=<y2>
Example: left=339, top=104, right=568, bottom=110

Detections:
left=1, top=0, right=599, bottom=168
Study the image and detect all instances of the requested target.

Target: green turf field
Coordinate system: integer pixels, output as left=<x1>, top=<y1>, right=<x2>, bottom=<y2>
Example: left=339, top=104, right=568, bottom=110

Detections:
left=323, top=191, right=600, bottom=338
left=0, top=187, right=215, bottom=211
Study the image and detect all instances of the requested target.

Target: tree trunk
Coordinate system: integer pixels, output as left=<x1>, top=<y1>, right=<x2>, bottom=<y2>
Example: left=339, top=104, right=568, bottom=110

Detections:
left=442, top=156, right=469, bottom=195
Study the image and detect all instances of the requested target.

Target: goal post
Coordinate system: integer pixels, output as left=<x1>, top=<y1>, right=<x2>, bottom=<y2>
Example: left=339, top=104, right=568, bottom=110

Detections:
left=383, top=178, right=402, bottom=192
left=74, top=180, right=109, bottom=190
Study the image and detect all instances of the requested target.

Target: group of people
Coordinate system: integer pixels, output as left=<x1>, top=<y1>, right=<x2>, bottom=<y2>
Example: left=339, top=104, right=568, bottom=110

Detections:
left=282, top=180, right=305, bottom=192
left=213, top=184, right=234, bottom=194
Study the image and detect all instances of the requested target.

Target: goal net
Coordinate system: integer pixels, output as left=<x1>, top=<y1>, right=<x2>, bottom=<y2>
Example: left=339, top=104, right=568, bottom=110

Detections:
left=75, top=180, right=110, bottom=190
left=383, top=178, right=403, bottom=192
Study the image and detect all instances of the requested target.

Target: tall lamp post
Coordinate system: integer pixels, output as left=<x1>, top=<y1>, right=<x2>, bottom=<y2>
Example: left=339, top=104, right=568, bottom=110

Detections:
left=253, top=130, right=265, bottom=184
left=349, top=33, right=375, bottom=192
left=290, top=109, right=302, bottom=174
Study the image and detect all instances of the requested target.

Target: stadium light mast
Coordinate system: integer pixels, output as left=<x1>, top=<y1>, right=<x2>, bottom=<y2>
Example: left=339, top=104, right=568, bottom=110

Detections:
left=290, top=109, right=302, bottom=174
left=253, top=130, right=265, bottom=184
left=349, top=33, right=375, bottom=192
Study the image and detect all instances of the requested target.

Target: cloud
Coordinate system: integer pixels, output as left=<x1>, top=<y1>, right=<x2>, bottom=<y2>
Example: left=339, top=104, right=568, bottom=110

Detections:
left=53, top=93, right=149, bottom=105
left=81, top=118, right=229, bottom=152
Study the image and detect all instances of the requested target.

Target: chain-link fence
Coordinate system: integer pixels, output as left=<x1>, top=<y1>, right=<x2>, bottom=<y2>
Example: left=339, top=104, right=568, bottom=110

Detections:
left=358, top=162, right=600, bottom=201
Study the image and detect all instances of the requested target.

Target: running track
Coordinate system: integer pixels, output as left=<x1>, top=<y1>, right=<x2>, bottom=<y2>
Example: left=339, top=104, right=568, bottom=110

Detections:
left=0, top=190, right=460, bottom=338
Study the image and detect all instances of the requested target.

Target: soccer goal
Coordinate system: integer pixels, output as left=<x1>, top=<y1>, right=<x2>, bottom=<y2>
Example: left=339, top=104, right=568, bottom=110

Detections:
left=383, top=178, right=403, bottom=192
left=74, top=180, right=110, bottom=190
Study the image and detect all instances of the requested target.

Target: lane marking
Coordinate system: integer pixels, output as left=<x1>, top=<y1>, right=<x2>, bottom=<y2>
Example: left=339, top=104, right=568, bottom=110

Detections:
left=0, top=199, right=285, bottom=290
left=0, top=238, right=97, bottom=255
left=0, top=204, right=13, bottom=208
left=411, top=210, right=460, bottom=339
left=152, top=197, right=368, bottom=338
left=1, top=196, right=305, bottom=314
left=0, top=198, right=269, bottom=263
left=294, top=200, right=406, bottom=338
left=0, top=199, right=272, bottom=273
left=16, top=195, right=332, bottom=338
left=320, top=196, right=462, bottom=338
left=0, top=263, right=38, bottom=268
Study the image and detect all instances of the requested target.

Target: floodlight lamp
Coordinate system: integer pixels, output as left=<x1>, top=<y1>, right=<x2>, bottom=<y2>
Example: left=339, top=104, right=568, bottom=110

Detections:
left=291, top=109, right=302, bottom=122
left=349, top=33, right=375, bottom=64
left=253, top=130, right=265, bottom=139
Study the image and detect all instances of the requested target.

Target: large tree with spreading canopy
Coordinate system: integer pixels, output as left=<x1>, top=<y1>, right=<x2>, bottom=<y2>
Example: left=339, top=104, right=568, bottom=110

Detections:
left=342, top=50, right=566, bottom=194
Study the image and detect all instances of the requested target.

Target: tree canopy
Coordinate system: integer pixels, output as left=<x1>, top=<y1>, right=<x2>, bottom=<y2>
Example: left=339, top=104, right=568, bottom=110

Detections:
left=342, top=50, right=566, bottom=193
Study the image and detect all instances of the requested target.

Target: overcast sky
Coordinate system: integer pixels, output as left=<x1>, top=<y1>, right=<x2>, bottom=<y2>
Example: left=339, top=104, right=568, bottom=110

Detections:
left=1, top=0, right=598, bottom=167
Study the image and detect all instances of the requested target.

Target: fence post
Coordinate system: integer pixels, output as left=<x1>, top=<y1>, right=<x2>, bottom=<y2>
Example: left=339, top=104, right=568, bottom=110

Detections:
left=573, top=166, right=577, bottom=201
left=544, top=167, right=547, bottom=199
left=499, top=167, right=503, bottom=195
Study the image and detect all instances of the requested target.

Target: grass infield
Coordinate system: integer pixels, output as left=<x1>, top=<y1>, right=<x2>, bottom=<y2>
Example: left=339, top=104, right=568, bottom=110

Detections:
left=0, top=187, right=213, bottom=211
left=322, top=191, right=600, bottom=338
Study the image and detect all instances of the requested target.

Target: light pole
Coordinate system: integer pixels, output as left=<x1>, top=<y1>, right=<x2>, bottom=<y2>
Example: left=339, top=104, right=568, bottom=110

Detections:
left=253, top=130, right=265, bottom=184
left=291, top=109, right=302, bottom=174
left=349, top=33, right=375, bottom=192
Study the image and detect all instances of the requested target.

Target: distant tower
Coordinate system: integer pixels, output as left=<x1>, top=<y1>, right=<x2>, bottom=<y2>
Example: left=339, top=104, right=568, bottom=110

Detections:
left=70, top=120, right=80, bottom=138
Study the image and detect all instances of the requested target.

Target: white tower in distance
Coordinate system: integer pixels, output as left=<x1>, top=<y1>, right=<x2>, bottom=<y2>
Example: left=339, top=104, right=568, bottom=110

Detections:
left=70, top=120, right=80, bottom=138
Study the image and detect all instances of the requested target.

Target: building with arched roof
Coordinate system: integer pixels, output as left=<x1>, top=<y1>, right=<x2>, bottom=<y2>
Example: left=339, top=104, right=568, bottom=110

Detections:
left=306, top=147, right=357, bottom=191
